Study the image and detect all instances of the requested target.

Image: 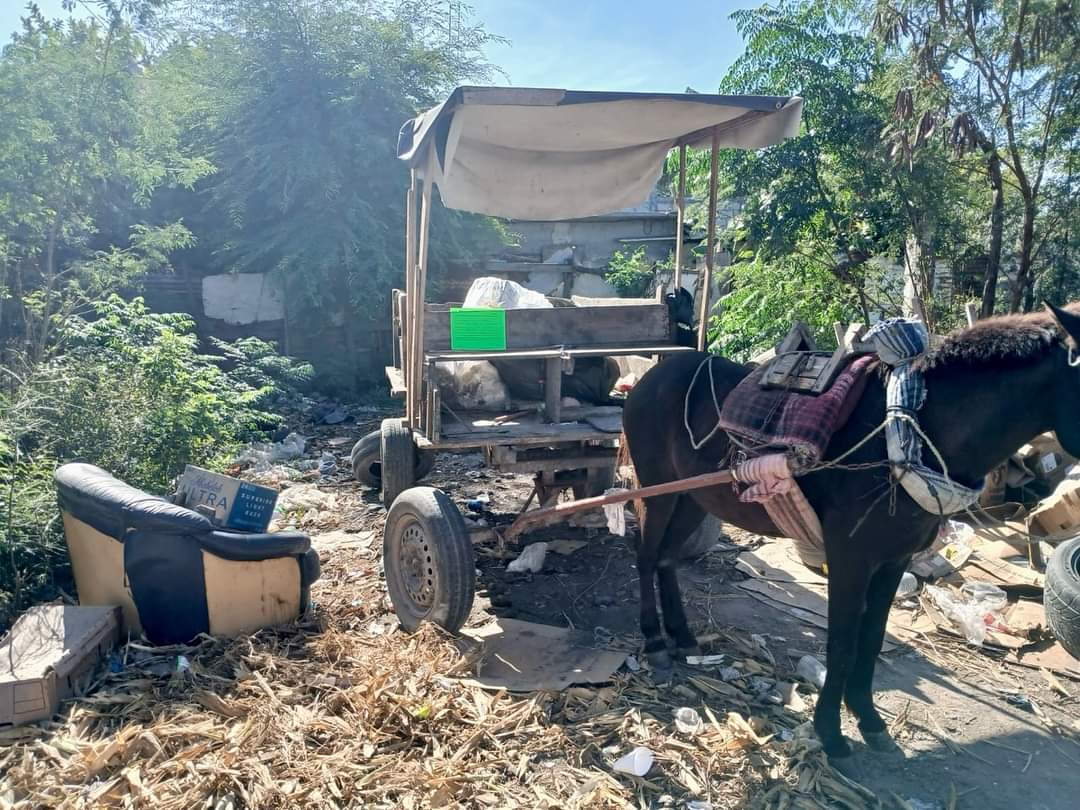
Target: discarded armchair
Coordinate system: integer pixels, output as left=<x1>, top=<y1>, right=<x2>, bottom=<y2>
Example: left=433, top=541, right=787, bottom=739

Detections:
left=55, top=463, right=320, bottom=645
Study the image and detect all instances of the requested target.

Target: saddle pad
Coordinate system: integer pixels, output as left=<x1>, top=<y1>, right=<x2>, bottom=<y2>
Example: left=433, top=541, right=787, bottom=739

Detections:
left=718, top=354, right=876, bottom=467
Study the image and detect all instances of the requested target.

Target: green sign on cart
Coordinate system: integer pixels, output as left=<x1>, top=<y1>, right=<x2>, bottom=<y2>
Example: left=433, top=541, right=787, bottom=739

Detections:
left=449, top=307, right=507, bottom=351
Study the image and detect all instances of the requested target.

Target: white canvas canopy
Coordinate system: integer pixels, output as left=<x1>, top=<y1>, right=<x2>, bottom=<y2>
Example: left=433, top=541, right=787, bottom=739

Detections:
left=397, top=86, right=803, bottom=221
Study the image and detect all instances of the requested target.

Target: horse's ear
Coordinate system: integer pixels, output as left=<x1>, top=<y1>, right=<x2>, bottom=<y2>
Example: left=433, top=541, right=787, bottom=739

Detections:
left=1045, top=301, right=1080, bottom=348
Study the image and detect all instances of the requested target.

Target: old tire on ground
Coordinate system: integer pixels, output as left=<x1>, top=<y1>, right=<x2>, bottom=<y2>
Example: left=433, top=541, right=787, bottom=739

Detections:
left=383, top=487, right=475, bottom=633
left=380, top=419, right=416, bottom=506
left=1044, top=536, right=1080, bottom=659
left=351, top=429, right=434, bottom=488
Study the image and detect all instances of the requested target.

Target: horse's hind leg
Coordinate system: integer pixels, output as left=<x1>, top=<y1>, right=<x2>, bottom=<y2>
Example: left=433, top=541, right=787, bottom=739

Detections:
left=657, top=496, right=706, bottom=658
left=814, top=554, right=872, bottom=759
left=637, top=493, right=678, bottom=679
left=844, top=558, right=908, bottom=753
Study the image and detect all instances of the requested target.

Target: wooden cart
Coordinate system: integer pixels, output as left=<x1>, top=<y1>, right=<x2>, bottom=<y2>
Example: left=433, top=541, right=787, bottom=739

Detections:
left=364, top=85, right=804, bottom=632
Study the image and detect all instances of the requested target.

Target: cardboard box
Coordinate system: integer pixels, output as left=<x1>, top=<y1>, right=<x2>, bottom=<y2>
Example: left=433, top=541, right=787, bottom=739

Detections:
left=176, top=465, right=278, bottom=533
left=1, top=605, right=120, bottom=728
left=1016, top=433, right=1077, bottom=492
left=1028, top=478, right=1080, bottom=538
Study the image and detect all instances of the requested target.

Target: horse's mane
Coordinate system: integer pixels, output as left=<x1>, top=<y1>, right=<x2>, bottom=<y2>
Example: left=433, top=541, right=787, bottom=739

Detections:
left=917, top=303, right=1080, bottom=372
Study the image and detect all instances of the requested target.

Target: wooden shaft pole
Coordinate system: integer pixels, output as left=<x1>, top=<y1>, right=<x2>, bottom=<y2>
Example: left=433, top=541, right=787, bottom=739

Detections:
left=404, top=172, right=417, bottom=426
left=697, top=131, right=720, bottom=352
left=504, top=467, right=735, bottom=541
left=412, top=146, right=435, bottom=432
left=674, top=145, right=687, bottom=291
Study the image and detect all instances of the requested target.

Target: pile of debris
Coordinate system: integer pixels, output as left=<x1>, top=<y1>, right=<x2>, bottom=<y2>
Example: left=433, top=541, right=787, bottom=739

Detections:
left=0, top=525, right=882, bottom=810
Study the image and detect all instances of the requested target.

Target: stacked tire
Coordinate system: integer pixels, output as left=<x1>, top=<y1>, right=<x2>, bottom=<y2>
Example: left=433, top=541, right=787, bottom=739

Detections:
left=1045, top=537, right=1080, bottom=659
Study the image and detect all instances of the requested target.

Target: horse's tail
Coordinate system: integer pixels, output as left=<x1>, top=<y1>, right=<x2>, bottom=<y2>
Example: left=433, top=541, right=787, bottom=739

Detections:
left=616, top=430, right=646, bottom=534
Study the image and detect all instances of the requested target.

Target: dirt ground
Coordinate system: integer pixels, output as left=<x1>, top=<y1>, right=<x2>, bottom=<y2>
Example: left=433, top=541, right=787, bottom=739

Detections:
left=4, top=405, right=1080, bottom=809
left=415, top=441, right=1080, bottom=810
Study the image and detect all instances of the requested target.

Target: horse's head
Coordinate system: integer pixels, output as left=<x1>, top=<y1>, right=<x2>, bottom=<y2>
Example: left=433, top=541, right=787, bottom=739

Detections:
left=1047, top=302, right=1080, bottom=458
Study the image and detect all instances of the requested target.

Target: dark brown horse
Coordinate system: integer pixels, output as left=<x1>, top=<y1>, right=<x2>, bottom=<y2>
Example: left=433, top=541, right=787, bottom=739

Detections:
left=622, top=303, right=1080, bottom=763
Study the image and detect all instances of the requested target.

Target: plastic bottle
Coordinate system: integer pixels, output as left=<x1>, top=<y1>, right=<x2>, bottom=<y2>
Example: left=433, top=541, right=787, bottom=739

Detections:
left=894, top=571, right=919, bottom=600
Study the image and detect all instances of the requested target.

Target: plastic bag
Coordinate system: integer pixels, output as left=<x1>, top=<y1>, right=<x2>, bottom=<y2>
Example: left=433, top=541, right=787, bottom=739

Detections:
left=507, top=542, right=547, bottom=573
left=925, top=583, right=1007, bottom=646
left=602, top=488, right=629, bottom=536
left=463, top=277, right=552, bottom=310
left=796, top=655, right=827, bottom=689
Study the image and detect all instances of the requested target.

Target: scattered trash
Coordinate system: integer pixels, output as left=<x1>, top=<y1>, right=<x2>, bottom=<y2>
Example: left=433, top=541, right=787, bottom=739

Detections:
left=233, top=432, right=308, bottom=473
left=320, top=407, right=347, bottom=425
left=176, top=655, right=191, bottom=673
left=318, top=451, right=337, bottom=477
left=612, top=746, right=654, bottom=777
left=602, top=488, right=629, bottom=535
left=777, top=681, right=806, bottom=712
left=685, top=654, right=728, bottom=667
left=1005, top=692, right=1034, bottom=711
left=795, top=655, right=827, bottom=690
left=507, top=542, right=548, bottom=573
left=719, top=666, right=743, bottom=682
left=276, top=484, right=337, bottom=514
left=895, top=571, right=919, bottom=599
left=925, top=582, right=1007, bottom=646
left=673, top=707, right=703, bottom=735
left=466, top=494, right=491, bottom=513
left=624, top=655, right=641, bottom=672
left=750, top=633, right=776, bottom=665
left=911, top=520, right=973, bottom=579
left=546, top=539, right=587, bottom=555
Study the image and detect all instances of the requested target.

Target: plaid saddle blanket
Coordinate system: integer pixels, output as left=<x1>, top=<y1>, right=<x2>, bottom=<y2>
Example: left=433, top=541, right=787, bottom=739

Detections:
left=718, top=354, right=877, bottom=468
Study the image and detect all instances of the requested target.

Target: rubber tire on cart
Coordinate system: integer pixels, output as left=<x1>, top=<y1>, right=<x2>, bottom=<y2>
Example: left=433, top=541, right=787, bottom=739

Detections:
left=383, top=487, right=475, bottom=633
left=351, top=429, right=434, bottom=488
left=380, top=418, right=416, bottom=506
left=1044, top=536, right=1080, bottom=659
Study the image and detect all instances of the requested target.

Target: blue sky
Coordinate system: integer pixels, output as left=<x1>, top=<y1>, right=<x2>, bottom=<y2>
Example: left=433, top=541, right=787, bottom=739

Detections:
left=2, top=0, right=749, bottom=92
left=467, top=1, right=747, bottom=92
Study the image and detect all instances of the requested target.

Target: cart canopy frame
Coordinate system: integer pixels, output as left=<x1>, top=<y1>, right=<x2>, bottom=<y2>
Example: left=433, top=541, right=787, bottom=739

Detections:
left=393, top=85, right=804, bottom=430
left=396, top=86, right=803, bottom=222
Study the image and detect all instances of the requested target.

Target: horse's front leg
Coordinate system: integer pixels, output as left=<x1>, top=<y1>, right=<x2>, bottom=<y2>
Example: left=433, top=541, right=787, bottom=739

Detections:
left=657, top=496, right=707, bottom=658
left=844, top=558, right=909, bottom=753
left=814, top=556, right=871, bottom=759
left=638, top=494, right=677, bottom=680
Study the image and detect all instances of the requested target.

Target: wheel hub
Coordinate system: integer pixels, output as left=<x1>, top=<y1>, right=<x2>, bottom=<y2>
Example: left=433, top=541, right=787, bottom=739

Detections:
left=398, top=523, right=435, bottom=609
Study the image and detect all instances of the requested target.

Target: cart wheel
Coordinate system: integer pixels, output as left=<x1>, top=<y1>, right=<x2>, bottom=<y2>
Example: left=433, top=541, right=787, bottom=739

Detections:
left=380, top=418, right=415, bottom=505
left=352, top=429, right=434, bottom=488
left=383, top=487, right=475, bottom=633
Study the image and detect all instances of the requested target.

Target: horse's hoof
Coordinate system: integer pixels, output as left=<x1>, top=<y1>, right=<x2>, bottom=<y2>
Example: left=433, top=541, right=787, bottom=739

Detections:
left=647, top=649, right=674, bottom=685
left=861, top=730, right=901, bottom=755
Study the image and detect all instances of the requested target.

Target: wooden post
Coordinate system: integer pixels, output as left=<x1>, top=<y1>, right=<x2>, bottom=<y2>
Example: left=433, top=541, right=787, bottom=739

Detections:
left=964, top=301, right=979, bottom=328
left=696, top=131, right=720, bottom=352
left=404, top=172, right=417, bottom=426
left=411, top=147, right=435, bottom=432
left=543, top=356, right=562, bottom=424
left=673, top=145, right=687, bottom=292
left=832, top=321, right=844, bottom=346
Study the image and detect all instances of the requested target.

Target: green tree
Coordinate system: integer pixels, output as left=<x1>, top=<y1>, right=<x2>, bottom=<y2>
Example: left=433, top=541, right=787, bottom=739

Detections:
left=872, top=0, right=1080, bottom=312
left=0, top=8, right=212, bottom=366
left=151, top=0, right=504, bottom=389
